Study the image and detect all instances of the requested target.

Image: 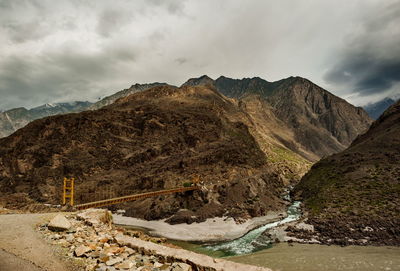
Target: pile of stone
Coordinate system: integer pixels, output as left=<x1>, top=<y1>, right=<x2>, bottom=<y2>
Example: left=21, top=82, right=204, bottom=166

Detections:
left=38, top=209, right=192, bottom=271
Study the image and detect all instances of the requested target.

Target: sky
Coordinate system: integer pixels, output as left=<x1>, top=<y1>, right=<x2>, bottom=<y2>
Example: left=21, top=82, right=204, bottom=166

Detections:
left=0, top=0, right=399, bottom=111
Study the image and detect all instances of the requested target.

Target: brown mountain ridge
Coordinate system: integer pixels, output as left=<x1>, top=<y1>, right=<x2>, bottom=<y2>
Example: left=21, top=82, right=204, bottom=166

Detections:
left=0, top=85, right=291, bottom=221
left=294, top=100, right=400, bottom=245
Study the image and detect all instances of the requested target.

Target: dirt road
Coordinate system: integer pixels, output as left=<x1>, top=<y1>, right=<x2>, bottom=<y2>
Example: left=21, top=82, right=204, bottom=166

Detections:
left=0, top=213, right=73, bottom=271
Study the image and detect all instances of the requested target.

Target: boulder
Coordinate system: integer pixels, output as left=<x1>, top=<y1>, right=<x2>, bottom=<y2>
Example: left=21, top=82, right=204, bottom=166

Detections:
left=105, top=257, right=123, bottom=266
left=77, top=209, right=113, bottom=226
left=115, top=260, right=134, bottom=269
left=48, top=214, right=71, bottom=231
left=171, top=262, right=192, bottom=271
left=75, top=245, right=91, bottom=257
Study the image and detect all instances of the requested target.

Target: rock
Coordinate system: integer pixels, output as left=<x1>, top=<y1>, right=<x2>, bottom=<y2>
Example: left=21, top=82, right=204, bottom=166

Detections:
left=154, top=262, right=170, bottom=270
left=105, top=257, right=123, bottom=266
left=58, top=239, right=69, bottom=247
left=75, top=245, right=92, bottom=257
left=52, top=234, right=62, bottom=239
left=363, top=226, right=374, bottom=232
left=99, top=253, right=110, bottom=263
left=65, top=234, right=74, bottom=242
left=86, top=250, right=100, bottom=258
left=77, top=209, right=113, bottom=226
left=171, top=262, right=192, bottom=271
left=154, top=262, right=164, bottom=268
left=103, top=246, right=121, bottom=256
left=125, top=247, right=135, bottom=255
left=295, top=222, right=314, bottom=232
left=48, top=214, right=71, bottom=231
left=115, top=260, right=134, bottom=269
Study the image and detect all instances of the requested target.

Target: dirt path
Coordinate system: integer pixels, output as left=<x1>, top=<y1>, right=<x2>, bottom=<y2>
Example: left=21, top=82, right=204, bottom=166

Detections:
left=0, top=213, right=73, bottom=271
left=0, top=249, right=43, bottom=271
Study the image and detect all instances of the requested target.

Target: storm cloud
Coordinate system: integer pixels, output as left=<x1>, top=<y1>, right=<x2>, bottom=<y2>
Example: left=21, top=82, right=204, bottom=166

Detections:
left=324, top=1, right=400, bottom=103
left=0, top=0, right=399, bottom=110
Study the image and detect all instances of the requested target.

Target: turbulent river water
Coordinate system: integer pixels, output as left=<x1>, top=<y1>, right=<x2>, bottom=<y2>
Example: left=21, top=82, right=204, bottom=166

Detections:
left=202, top=201, right=301, bottom=256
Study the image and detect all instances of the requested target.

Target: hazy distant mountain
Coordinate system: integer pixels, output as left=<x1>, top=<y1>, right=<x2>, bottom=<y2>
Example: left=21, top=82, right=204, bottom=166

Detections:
left=363, top=97, right=396, bottom=120
left=182, top=75, right=373, bottom=160
left=0, top=83, right=171, bottom=138
left=0, top=101, right=92, bottom=138
left=294, top=100, right=400, bottom=246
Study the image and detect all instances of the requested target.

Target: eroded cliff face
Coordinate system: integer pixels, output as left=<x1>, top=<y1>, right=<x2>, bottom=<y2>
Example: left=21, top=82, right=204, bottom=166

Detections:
left=265, top=77, right=372, bottom=159
left=294, top=100, right=400, bottom=246
left=183, top=75, right=373, bottom=161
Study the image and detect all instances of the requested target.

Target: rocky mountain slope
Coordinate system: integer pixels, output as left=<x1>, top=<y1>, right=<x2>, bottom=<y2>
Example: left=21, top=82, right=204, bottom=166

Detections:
left=0, top=83, right=167, bottom=138
left=363, top=97, right=396, bottom=120
left=183, top=75, right=372, bottom=161
left=89, top=82, right=168, bottom=110
left=0, top=85, right=301, bottom=222
left=0, top=102, right=92, bottom=138
left=294, top=100, right=400, bottom=245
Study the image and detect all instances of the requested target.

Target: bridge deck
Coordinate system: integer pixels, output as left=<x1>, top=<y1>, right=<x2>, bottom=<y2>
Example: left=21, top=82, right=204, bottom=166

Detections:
left=74, top=186, right=200, bottom=210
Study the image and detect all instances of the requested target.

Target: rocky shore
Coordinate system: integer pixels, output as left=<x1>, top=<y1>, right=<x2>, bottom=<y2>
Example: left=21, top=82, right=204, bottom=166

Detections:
left=268, top=217, right=399, bottom=247
left=113, top=210, right=285, bottom=242
left=38, top=209, right=270, bottom=271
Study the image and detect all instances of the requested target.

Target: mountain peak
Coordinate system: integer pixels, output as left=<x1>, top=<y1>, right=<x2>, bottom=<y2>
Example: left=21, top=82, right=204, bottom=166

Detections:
left=363, top=97, right=397, bottom=120
left=181, top=75, right=215, bottom=87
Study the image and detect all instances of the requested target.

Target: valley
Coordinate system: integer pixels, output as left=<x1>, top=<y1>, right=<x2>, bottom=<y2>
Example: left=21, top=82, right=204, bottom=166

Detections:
left=2, top=1, right=399, bottom=270
left=0, top=76, right=398, bottom=271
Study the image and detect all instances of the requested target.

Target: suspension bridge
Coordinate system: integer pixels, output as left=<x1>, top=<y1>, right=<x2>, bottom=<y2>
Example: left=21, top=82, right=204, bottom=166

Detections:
left=62, top=177, right=201, bottom=210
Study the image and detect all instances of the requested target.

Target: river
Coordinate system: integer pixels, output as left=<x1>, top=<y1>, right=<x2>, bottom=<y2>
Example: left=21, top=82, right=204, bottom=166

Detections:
left=200, top=201, right=301, bottom=256
left=167, top=199, right=400, bottom=271
left=117, top=199, right=400, bottom=271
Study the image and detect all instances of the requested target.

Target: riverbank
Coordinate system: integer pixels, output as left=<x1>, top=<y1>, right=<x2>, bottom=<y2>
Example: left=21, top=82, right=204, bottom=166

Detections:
left=113, top=209, right=286, bottom=242
left=34, top=209, right=272, bottom=271
left=230, top=243, right=400, bottom=271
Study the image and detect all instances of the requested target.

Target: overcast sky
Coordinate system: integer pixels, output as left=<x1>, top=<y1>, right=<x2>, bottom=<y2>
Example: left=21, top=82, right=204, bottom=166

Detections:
left=0, top=0, right=399, bottom=110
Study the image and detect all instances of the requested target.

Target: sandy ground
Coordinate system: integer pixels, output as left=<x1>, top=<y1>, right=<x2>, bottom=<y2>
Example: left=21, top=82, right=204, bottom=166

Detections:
left=0, top=249, right=43, bottom=271
left=114, top=210, right=285, bottom=242
left=0, top=213, right=75, bottom=271
left=230, top=243, right=400, bottom=271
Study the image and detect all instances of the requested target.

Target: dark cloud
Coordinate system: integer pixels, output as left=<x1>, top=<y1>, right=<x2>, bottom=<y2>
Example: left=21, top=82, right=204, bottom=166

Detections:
left=324, top=2, right=400, bottom=97
left=0, top=44, right=137, bottom=110
left=175, top=57, right=188, bottom=65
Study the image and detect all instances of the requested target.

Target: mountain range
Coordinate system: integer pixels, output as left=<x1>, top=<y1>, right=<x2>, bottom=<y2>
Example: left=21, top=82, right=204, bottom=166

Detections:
left=363, top=97, right=397, bottom=120
left=0, top=75, right=373, bottom=223
left=0, top=102, right=92, bottom=138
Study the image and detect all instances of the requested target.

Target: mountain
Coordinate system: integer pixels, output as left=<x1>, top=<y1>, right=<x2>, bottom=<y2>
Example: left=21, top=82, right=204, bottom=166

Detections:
left=0, top=101, right=92, bottom=138
left=294, top=100, right=400, bottom=246
left=89, top=82, right=168, bottom=110
left=0, top=83, right=168, bottom=138
left=0, top=85, right=306, bottom=222
left=363, top=97, right=396, bottom=120
left=182, top=75, right=373, bottom=161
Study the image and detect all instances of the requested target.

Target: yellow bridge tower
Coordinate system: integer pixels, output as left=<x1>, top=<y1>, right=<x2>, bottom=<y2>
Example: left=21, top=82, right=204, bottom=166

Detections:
left=63, top=177, right=75, bottom=206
